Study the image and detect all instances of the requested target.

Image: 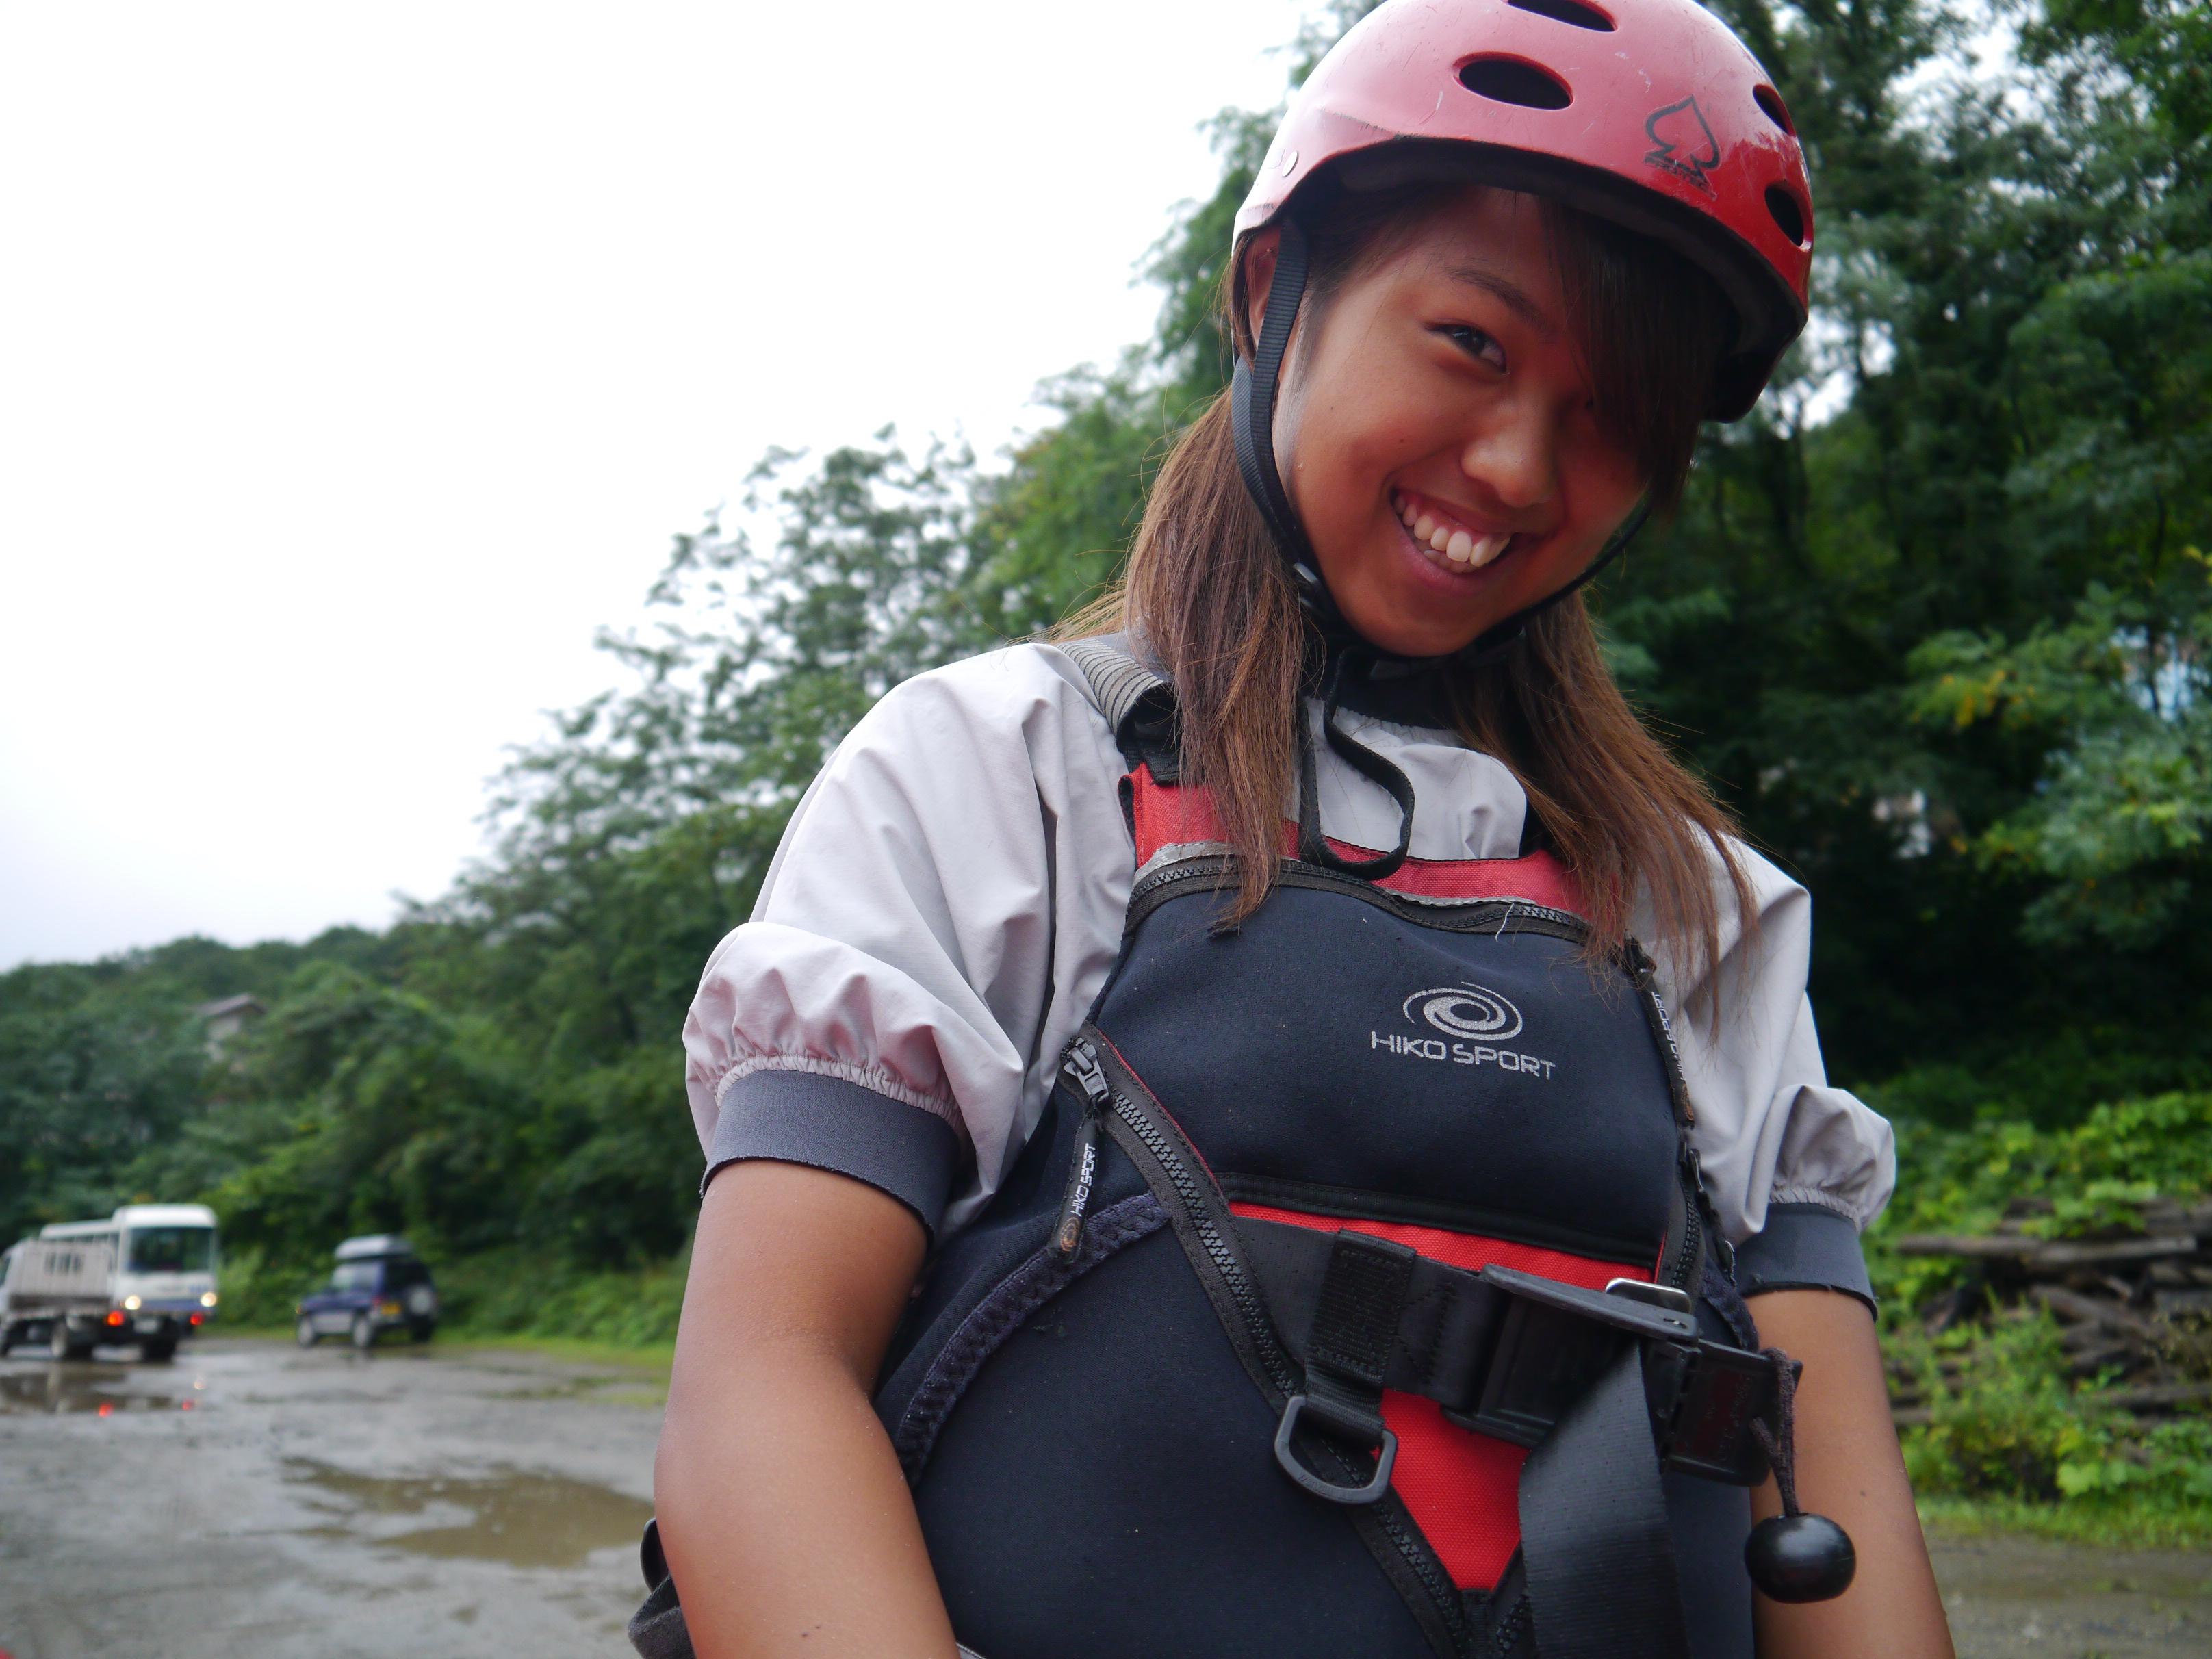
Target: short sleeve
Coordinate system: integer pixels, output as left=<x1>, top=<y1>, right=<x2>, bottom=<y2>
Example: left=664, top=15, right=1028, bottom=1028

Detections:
left=682, top=645, right=1131, bottom=1239
left=1638, top=845, right=1896, bottom=1310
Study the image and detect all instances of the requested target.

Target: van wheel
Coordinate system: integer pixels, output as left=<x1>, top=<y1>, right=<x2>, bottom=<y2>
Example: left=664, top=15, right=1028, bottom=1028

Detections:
left=350, top=1313, right=376, bottom=1352
left=296, top=1315, right=320, bottom=1348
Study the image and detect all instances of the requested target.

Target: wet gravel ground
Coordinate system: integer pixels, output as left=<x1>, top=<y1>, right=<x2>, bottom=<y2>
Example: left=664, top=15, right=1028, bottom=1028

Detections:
left=1938, top=1533, right=2212, bottom=1658
left=0, top=1335, right=661, bottom=1659
left=1, top=1334, right=2208, bottom=1657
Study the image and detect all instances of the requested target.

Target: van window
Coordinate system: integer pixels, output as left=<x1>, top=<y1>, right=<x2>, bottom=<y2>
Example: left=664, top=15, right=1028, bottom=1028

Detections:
left=127, top=1227, right=216, bottom=1273
left=329, top=1263, right=381, bottom=1293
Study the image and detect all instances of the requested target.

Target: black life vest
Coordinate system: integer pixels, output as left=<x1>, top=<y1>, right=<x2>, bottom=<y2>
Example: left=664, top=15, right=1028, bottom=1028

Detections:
left=632, top=643, right=1793, bottom=1659
left=869, top=645, right=1786, bottom=1659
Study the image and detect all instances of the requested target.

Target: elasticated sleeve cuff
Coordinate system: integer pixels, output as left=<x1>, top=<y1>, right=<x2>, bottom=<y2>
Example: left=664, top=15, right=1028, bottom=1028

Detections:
left=1735, top=1202, right=1877, bottom=1314
left=702, top=1068, right=963, bottom=1239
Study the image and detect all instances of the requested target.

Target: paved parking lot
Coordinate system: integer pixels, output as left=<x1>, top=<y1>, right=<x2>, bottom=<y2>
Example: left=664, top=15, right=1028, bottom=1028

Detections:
left=0, top=1336, right=661, bottom=1658
left=1, top=1334, right=2207, bottom=1657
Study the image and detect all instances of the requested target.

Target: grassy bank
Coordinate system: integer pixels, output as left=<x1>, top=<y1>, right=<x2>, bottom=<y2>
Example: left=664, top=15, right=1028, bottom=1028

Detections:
left=1864, top=1093, right=2212, bottom=1549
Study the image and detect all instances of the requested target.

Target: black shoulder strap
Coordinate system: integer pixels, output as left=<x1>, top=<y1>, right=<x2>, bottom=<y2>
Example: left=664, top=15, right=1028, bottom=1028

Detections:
left=1058, top=634, right=1182, bottom=780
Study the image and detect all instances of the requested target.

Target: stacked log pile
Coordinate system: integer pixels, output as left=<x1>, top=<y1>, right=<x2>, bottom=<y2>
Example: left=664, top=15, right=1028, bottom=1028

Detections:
left=1888, top=1194, right=2212, bottom=1427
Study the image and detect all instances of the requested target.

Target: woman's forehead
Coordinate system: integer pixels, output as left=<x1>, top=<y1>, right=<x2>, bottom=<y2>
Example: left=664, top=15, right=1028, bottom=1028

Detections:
left=1366, top=189, right=1567, bottom=324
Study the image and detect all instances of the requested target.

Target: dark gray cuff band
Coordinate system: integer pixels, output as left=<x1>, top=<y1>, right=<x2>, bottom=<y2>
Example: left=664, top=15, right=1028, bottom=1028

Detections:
left=1736, top=1202, right=1877, bottom=1313
left=702, top=1068, right=963, bottom=1239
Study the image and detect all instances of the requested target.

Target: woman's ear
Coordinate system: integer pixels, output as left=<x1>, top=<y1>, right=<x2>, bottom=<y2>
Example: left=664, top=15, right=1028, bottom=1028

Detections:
left=1239, top=228, right=1283, bottom=354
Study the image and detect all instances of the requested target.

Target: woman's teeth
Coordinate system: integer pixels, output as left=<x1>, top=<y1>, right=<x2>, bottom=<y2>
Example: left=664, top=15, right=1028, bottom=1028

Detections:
left=1395, top=492, right=1508, bottom=569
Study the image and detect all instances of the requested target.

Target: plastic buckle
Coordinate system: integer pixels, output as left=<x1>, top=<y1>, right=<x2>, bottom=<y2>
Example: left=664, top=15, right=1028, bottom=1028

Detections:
left=1273, top=1392, right=1399, bottom=1506
left=1647, top=1339, right=1779, bottom=1484
left=1442, top=1265, right=1699, bottom=1448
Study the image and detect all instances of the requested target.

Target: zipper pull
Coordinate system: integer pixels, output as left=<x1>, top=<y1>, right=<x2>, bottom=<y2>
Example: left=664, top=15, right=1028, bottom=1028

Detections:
left=1054, top=1042, right=1111, bottom=1263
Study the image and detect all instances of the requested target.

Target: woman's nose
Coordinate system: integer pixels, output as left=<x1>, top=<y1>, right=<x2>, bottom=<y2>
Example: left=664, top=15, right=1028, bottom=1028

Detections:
left=1459, top=410, right=1559, bottom=512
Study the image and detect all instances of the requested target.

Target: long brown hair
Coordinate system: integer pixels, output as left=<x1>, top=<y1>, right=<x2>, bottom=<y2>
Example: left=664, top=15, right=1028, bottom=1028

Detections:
left=1060, top=183, right=1754, bottom=1001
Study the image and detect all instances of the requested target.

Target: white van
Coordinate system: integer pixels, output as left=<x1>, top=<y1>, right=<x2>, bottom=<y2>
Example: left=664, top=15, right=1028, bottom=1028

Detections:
left=0, top=1204, right=221, bottom=1362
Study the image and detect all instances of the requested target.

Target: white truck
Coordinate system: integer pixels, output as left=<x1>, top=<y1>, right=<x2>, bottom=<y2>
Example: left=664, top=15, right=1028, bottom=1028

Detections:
left=0, top=1204, right=222, bottom=1363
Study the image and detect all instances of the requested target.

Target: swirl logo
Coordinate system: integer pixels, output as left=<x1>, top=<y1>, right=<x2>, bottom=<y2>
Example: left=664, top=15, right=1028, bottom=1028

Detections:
left=1403, top=985, right=1523, bottom=1042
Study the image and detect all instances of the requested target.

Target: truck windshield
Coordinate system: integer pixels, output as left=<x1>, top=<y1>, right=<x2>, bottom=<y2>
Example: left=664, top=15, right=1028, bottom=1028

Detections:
left=127, top=1227, right=216, bottom=1273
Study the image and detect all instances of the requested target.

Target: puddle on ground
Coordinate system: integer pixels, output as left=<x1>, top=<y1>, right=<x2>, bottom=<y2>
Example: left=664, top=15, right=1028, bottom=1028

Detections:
left=287, top=1458, right=653, bottom=1569
left=0, top=1362, right=204, bottom=1416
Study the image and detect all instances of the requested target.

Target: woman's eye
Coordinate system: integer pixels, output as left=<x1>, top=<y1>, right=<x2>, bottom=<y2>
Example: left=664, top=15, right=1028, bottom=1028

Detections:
left=1439, top=324, right=1507, bottom=372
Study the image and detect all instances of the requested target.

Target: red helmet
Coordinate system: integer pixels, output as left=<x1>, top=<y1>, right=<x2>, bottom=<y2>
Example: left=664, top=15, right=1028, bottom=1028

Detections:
left=1236, top=0, right=1814, bottom=419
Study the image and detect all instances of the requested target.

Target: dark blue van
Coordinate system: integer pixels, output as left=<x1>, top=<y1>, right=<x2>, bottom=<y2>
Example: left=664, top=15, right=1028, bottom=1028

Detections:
left=295, top=1235, right=439, bottom=1350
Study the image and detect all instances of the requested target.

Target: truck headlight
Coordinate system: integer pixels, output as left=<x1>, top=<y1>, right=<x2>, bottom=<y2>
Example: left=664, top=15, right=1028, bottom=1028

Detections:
left=123, top=1294, right=142, bottom=1311
left=201, top=1292, right=218, bottom=1307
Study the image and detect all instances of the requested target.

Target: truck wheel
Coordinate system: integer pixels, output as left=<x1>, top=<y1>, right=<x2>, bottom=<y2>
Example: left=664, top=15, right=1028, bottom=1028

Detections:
left=49, top=1320, right=92, bottom=1362
left=296, top=1315, right=320, bottom=1348
left=350, top=1313, right=376, bottom=1352
left=142, top=1333, right=179, bottom=1363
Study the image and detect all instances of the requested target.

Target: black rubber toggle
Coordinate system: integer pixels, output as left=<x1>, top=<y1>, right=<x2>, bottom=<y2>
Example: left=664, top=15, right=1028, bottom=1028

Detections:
left=1745, top=1513, right=1857, bottom=1603
left=1743, top=1345, right=1857, bottom=1603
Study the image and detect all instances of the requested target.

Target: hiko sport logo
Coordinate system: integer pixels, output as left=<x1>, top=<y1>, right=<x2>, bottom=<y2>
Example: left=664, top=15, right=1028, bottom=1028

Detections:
left=1369, top=984, right=1556, bottom=1080
left=1644, top=97, right=1721, bottom=194
left=1404, top=985, right=1521, bottom=1041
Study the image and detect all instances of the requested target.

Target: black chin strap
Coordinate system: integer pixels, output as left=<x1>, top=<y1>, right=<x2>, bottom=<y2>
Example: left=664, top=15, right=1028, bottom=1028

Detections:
left=1296, top=651, right=1418, bottom=880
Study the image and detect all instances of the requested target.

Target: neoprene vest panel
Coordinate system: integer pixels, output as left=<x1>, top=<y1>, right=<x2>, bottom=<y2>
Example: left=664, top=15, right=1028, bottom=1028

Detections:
left=866, top=656, right=1772, bottom=1659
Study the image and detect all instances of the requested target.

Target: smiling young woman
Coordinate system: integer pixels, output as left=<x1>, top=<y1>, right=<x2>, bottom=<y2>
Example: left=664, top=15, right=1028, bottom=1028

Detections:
left=641, top=3, right=1953, bottom=1658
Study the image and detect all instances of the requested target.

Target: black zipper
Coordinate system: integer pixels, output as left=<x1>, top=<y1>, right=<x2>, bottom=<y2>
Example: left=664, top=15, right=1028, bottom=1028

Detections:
left=1067, top=1034, right=1471, bottom=1656
left=1664, top=1150, right=1706, bottom=1294
left=1052, top=1046, right=1109, bottom=1263
left=1066, top=1038, right=1298, bottom=1397
left=1489, top=1591, right=1532, bottom=1656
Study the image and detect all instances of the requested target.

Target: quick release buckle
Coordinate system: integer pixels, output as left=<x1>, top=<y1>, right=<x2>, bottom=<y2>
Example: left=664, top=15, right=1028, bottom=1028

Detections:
left=1441, top=1266, right=1775, bottom=1485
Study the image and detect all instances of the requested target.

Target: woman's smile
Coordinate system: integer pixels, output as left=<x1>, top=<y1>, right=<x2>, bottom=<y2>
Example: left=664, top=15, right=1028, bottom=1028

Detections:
left=1388, top=485, right=1522, bottom=579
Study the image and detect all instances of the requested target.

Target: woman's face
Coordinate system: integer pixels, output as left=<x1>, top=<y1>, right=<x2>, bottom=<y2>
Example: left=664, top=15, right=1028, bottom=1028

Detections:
left=1248, top=188, right=1647, bottom=659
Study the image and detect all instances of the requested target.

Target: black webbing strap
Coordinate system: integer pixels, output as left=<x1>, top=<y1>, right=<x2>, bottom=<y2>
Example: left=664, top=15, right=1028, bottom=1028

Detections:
left=1294, top=658, right=1418, bottom=879
left=1241, top=1216, right=1510, bottom=1409
left=1517, top=1346, right=1692, bottom=1659
left=1304, top=1228, right=1415, bottom=1427
left=1231, top=217, right=1320, bottom=595
left=1272, top=1229, right=1413, bottom=1504
left=1238, top=1216, right=1779, bottom=1483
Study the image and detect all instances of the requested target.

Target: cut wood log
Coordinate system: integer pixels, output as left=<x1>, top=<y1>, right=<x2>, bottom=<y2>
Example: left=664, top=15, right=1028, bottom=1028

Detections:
left=2030, top=1285, right=2159, bottom=1337
left=1890, top=1380, right=2212, bottom=1428
left=2096, top=1381, right=2212, bottom=1413
left=1892, top=1235, right=2200, bottom=1270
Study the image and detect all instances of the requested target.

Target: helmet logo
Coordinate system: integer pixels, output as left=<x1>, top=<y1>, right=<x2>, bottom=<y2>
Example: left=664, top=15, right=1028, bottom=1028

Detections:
left=1644, top=97, right=1721, bottom=194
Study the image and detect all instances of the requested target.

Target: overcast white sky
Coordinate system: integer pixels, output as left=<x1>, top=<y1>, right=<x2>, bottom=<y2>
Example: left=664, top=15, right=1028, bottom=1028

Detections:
left=0, top=1, right=1309, bottom=968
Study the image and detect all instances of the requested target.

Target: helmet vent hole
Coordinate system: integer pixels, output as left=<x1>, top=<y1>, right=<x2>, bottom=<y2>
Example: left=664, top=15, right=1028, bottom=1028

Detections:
left=1753, top=85, right=1796, bottom=135
left=1506, top=0, right=1615, bottom=31
left=1764, top=184, right=1808, bottom=246
left=1457, top=57, right=1573, bottom=111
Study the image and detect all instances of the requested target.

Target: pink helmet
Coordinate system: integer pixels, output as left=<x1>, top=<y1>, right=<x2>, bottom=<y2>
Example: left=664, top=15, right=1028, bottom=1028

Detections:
left=1237, top=0, right=1814, bottom=418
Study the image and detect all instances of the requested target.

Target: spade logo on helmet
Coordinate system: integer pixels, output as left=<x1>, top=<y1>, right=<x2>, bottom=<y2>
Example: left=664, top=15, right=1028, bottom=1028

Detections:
left=1643, top=97, right=1722, bottom=194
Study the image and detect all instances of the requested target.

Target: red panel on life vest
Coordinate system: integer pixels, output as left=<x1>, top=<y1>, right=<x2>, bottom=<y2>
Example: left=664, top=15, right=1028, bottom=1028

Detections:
left=1229, top=1200, right=1651, bottom=1591
left=1127, top=767, right=1584, bottom=914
